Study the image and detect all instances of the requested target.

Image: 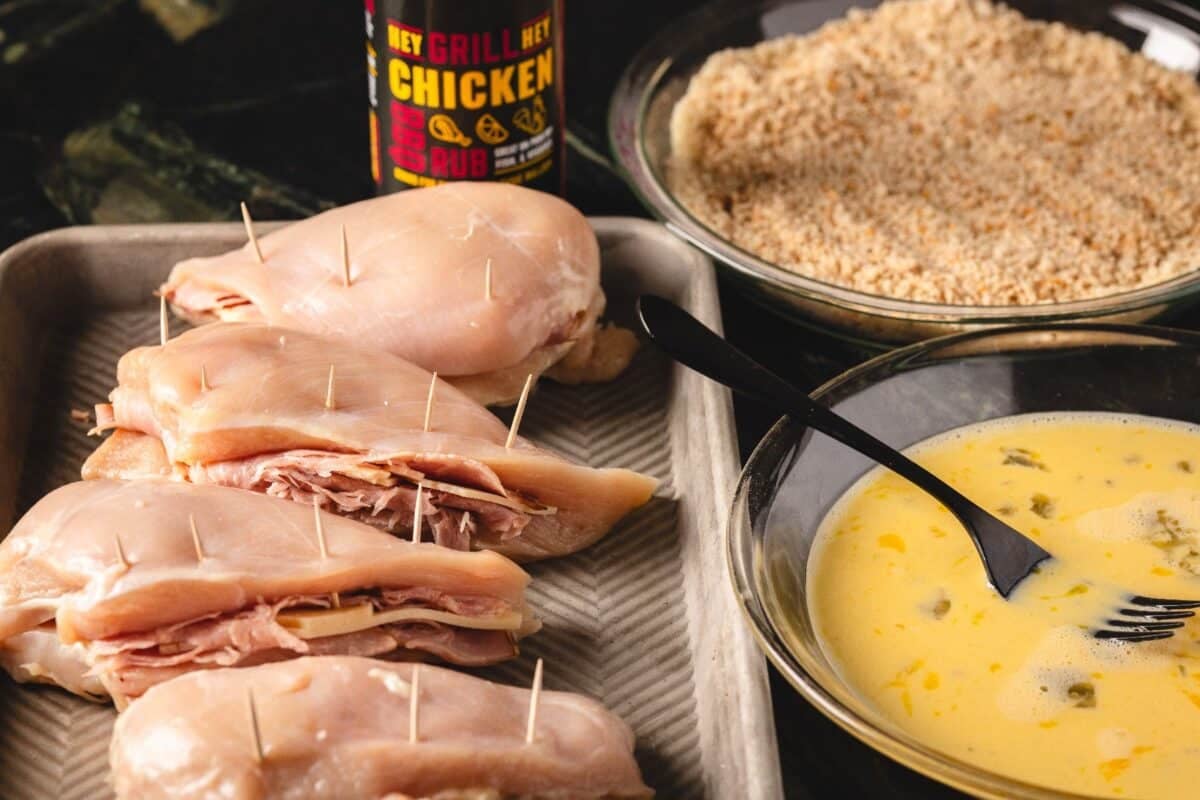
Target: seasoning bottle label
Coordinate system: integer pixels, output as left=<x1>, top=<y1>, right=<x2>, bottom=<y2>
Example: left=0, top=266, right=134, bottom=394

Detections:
left=368, top=0, right=564, bottom=195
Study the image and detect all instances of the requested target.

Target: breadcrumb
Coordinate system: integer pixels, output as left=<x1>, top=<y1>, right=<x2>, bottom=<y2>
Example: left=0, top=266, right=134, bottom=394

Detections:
left=667, top=0, right=1200, bottom=305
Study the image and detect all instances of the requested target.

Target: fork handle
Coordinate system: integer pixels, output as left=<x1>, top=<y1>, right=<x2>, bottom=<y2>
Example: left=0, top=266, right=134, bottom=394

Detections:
left=637, top=296, right=989, bottom=524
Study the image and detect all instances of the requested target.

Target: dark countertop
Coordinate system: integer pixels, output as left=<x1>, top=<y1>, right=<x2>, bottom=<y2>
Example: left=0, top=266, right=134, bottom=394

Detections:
left=5, top=1, right=1195, bottom=797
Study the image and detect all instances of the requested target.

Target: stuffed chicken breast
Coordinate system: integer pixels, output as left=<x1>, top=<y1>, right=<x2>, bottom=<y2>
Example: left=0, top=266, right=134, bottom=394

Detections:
left=0, top=481, right=536, bottom=707
left=110, top=656, right=651, bottom=799
left=160, top=183, right=637, bottom=405
left=84, top=323, right=656, bottom=561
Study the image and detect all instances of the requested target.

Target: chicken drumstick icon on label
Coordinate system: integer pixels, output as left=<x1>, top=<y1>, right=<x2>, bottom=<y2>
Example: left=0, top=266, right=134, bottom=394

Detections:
left=429, top=114, right=472, bottom=147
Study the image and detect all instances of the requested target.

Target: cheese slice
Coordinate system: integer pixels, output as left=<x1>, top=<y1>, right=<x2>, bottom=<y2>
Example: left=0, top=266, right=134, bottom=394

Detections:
left=276, top=603, right=523, bottom=639
left=330, top=462, right=397, bottom=487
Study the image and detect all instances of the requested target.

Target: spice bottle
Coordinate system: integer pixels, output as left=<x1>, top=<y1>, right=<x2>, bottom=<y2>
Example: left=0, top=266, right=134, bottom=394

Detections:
left=365, top=0, right=565, bottom=195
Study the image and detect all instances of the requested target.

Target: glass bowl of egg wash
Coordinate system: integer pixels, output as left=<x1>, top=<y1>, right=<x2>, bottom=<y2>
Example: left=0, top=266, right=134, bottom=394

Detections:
left=729, top=323, right=1200, bottom=799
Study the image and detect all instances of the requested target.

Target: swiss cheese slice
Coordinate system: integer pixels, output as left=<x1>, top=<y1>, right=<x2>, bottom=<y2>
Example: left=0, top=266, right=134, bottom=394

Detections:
left=276, top=603, right=523, bottom=639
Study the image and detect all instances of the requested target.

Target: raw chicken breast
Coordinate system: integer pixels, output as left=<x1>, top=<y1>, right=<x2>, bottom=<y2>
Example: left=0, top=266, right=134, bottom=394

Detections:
left=110, top=657, right=652, bottom=800
left=160, top=183, right=637, bottom=405
left=84, top=322, right=657, bottom=561
left=0, top=481, right=536, bottom=706
left=0, top=628, right=106, bottom=701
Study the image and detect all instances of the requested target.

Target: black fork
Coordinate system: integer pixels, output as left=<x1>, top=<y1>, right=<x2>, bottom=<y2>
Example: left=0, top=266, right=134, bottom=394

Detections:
left=1093, top=597, right=1200, bottom=643
left=637, top=295, right=1200, bottom=643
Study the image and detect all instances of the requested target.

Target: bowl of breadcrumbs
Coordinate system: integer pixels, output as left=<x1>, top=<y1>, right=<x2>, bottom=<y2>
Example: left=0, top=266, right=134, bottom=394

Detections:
left=610, top=0, right=1200, bottom=344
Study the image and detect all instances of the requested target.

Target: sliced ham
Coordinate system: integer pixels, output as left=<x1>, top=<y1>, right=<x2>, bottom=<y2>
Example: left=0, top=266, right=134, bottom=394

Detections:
left=82, top=322, right=657, bottom=561
left=159, top=183, right=634, bottom=405
left=89, top=600, right=311, bottom=670
left=110, top=657, right=653, bottom=800
left=0, top=481, right=536, bottom=706
left=97, top=623, right=515, bottom=701
left=190, top=450, right=531, bottom=546
left=89, top=590, right=517, bottom=673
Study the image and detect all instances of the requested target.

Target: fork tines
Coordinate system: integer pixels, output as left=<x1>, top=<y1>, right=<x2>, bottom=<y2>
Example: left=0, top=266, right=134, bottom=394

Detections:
left=1095, top=629, right=1175, bottom=642
left=1128, top=596, right=1200, bottom=610
left=1094, top=595, right=1200, bottom=643
left=1118, top=608, right=1195, bottom=620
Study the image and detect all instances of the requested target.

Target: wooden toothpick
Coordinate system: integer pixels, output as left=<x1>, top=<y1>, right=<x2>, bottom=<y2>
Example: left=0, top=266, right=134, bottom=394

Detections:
left=312, top=496, right=329, bottom=559
left=412, top=484, right=424, bottom=544
left=189, top=513, right=205, bottom=562
left=505, top=374, right=534, bottom=449
left=340, top=224, right=351, bottom=287
left=247, top=688, right=265, bottom=763
left=325, top=364, right=336, bottom=410
left=423, top=372, right=437, bottom=433
left=312, top=497, right=340, bottom=608
left=525, top=657, right=544, bottom=745
left=241, top=202, right=264, bottom=264
left=159, top=295, right=169, bottom=347
left=409, top=664, right=420, bottom=744
left=484, top=257, right=493, bottom=301
left=199, top=364, right=210, bottom=393
left=113, top=532, right=130, bottom=569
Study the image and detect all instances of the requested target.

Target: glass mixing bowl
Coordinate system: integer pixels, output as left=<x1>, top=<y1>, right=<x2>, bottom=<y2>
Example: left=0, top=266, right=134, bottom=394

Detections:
left=727, top=323, right=1200, bottom=799
left=609, top=0, right=1200, bottom=345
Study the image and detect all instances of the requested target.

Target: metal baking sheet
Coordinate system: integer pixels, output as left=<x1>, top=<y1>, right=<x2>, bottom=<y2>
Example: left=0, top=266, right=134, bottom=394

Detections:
left=0, top=218, right=783, bottom=800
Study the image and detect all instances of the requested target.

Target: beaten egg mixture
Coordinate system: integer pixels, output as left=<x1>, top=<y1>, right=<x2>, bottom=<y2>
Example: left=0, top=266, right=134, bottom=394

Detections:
left=809, top=413, right=1200, bottom=798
